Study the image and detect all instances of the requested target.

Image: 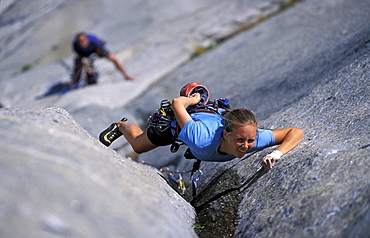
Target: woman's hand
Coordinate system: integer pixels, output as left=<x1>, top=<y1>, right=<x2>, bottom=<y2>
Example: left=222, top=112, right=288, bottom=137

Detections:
left=262, top=150, right=283, bottom=171
left=188, top=93, right=201, bottom=106
left=172, top=93, right=201, bottom=128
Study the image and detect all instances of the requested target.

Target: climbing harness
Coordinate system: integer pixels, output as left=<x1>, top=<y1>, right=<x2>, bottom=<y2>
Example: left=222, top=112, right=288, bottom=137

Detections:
left=149, top=82, right=231, bottom=199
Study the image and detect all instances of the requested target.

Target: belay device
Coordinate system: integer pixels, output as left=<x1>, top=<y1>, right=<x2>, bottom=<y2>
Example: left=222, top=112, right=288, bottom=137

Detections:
left=148, top=82, right=230, bottom=200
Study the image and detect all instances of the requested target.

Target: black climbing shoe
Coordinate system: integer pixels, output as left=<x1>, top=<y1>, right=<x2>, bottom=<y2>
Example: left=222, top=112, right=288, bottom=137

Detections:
left=99, top=118, right=127, bottom=146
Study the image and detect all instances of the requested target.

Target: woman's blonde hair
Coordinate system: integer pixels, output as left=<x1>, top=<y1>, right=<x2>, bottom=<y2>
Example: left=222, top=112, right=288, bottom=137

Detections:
left=222, top=108, right=258, bottom=133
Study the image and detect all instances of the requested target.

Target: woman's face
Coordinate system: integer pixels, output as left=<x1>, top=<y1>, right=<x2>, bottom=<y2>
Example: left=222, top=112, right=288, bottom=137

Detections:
left=224, top=124, right=256, bottom=158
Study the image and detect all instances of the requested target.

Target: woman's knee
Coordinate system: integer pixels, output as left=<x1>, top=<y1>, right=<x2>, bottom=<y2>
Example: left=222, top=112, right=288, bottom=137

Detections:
left=117, top=122, right=157, bottom=153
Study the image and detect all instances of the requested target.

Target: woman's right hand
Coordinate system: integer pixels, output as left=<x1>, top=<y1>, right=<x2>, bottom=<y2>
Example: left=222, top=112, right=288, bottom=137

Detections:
left=188, top=93, right=201, bottom=106
left=172, top=93, right=200, bottom=128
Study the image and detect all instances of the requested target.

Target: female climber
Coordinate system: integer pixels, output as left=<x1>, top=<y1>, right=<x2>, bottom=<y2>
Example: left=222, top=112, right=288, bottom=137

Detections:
left=99, top=82, right=304, bottom=171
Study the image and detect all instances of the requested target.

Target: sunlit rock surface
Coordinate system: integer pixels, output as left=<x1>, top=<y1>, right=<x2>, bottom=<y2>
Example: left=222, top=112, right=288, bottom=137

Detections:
left=0, top=107, right=196, bottom=238
left=0, top=0, right=369, bottom=237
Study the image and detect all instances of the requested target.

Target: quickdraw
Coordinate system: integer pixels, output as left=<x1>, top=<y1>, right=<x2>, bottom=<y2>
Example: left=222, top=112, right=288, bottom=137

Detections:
left=191, top=170, right=203, bottom=198
left=160, top=158, right=202, bottom=199
left=166, top=171, right=187, bottom=196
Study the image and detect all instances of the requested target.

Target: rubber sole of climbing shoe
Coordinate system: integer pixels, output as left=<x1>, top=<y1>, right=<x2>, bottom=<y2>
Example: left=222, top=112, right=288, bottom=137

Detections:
left=99, top=118, right=127, bottom=146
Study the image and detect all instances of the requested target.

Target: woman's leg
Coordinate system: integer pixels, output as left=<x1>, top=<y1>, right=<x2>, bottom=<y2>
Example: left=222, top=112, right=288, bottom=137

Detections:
left=118, top=121, right=157, bottom=154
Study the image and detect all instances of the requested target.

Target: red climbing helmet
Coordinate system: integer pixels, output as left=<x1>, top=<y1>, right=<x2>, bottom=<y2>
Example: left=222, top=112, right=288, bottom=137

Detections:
left=179, top=82, right=210, bottom=105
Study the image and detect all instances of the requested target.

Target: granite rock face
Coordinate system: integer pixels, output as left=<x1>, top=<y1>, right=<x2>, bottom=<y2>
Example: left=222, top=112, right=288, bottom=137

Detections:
left=133, top=0, right=370, bottom=237
left=192, top=46, right=370, bottom=237
left=0, top=107, right=196, bottom=238
left=0, top=0, right=369, bottom=237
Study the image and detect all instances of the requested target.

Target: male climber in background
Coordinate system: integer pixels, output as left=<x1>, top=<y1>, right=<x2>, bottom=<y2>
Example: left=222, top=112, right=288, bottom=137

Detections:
left=70, top=32, right=136, bottom=88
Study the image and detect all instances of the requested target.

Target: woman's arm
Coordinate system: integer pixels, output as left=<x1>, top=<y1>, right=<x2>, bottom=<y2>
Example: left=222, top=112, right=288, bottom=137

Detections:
left=262, top=127, right=304, bottom=170
left=172, top=93, right=201, bottom=128
left=272, top=127, right=304, bottom=154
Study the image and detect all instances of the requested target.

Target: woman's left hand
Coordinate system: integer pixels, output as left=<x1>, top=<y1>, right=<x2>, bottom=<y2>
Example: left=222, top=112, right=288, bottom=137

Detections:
left=262, top=150, right=283, bottom=171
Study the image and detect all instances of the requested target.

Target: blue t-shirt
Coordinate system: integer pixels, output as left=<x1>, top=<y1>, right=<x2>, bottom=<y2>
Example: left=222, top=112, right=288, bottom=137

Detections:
left=73, top=34, right=107, bottom=57
left=177, top=113, right=275, bottom=162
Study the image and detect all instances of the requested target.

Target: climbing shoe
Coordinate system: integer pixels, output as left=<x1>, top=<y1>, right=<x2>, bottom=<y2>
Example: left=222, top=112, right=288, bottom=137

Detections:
left=99, top=118, right=127, bottom=146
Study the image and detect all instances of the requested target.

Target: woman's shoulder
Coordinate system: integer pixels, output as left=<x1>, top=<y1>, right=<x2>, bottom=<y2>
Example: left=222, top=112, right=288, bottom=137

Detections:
left=252, top=129, right=275, bottom=151
left=190, top=112, right=222, bottom=120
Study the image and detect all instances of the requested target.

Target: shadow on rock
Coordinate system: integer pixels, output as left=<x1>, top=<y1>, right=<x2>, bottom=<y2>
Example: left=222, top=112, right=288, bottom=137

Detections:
left=35, top=81, right=70, bottom=100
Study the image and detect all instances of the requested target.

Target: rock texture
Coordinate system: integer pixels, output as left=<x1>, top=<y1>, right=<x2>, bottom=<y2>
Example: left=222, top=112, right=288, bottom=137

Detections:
left=0, top=107, right=196, bottom=238
left=0, top=0, right=369, bottom=237
left=124, top=0, right=370, bottom=237
left=193, top=45, right=370, bottom=237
